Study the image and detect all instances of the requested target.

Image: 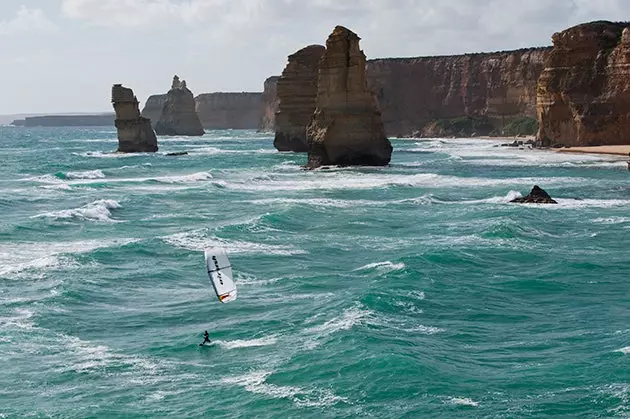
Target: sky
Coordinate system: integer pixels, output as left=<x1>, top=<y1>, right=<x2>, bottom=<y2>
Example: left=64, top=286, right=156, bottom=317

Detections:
left=0, top=0, right=628, bottom=114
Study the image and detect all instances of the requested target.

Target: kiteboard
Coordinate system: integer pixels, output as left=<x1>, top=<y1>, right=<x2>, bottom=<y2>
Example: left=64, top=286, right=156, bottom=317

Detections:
left=204, top=247, right=237, bottom=303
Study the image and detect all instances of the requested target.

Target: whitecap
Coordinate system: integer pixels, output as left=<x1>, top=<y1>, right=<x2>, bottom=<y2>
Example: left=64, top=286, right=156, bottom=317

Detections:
left=221, top=371, right=347, bottom=407
left=592, top=217, right=630, bottom=224
left=161, top=229, right=306, bottom=256
left=304, top=306, right=373, bottom=337
left=64, top=169, right=105, bottom=180
left=615, top=347, right=630, bottom=355
left=215, top=335, right=278, bottom=349
left=32, top=199, right=122, bottom=222
left=446, top=397, right=479, bottom=407
left=354, top=261, right=406, bottom=273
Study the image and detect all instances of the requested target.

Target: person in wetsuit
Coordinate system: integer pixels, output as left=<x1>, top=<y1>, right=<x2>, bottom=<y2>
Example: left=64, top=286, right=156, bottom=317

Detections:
left=199, top=330, right=211, bottom=346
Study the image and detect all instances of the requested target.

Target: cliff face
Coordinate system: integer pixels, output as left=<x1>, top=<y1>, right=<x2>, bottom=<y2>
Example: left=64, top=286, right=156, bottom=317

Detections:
left=306, top=26, right=391, bottom=168
left=111, top=84, right=158, bottom=153
left=275, top=45, right=325, bottom=151
left=259, top=76, right=279, bottom=132
left=11, top=114, right=114, bottom=127
left=141, top=94, right=167, bottom=127
left=366, top=48, right=550, bottom=137
left=155, top=76, right=205, bottom=136
left=537, top=21, right=630, bottom=146
left=195, top=92, right=262, bottom=129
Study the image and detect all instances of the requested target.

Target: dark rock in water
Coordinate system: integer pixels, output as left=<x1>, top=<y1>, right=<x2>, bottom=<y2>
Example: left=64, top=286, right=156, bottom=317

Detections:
left=155, top=75, right=205, bottom=136
left=166, top=151, right=188, bottom=156
left=525, top=139, right=535, bottom=145
left=510, top=185, right=558, bottom=204
left=111, top=84, right=158, bottom=153
left=552, top=143, right=565, bottom=148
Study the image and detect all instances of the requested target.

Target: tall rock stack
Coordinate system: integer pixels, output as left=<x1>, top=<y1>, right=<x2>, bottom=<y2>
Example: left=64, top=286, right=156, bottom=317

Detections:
left=537, top=21, right=630, bottom=147
left=306, top=26, right=392, bottom=168
left=155, top=75, right=205, bottom=136
left=141, top=94, right=167, bottom=128
left=259, top=76, right=280, bottom=132
left=111, top=84, right=158, bottom=153
left=274, top=45, right=325, bottom=151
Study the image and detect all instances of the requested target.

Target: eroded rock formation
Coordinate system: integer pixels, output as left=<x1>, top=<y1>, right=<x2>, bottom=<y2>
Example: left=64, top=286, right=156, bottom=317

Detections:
left=510, top=185, right=558, bottom=204
left=367, top=48, right=550, bottom=137
left=275, top=45, right=325, bottom=151
left=195, top=92, right=262, bottom=129
left=141, top=94, right=167, bottom=127
left=155, top=76, right=204, bottom=136
left=259, top=76, right=280, bottom=132
left=111, top=84, right=158, bottom=153
left=537, top=21, right=630, bottom=147
left=306, top=26, right=392, bottom=168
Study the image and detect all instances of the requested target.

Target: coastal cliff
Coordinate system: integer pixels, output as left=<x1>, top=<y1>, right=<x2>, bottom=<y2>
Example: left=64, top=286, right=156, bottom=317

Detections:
left=259, top=76, right=279, bottom=132
left=275, top=45, right=325, bottom=152
left=366, top=47, right=550, bottom=137
left=306, top=26, right=391, bottom=168
left=111, top=84, right=158, bottom=153
left=155, top=76, right=204, bottom=136
left=11, top=114, right=114, bottom=127
left=537, top=21, right=630, bottom=147
left=195, top=92, right=262, bottom=129
left=141, top=94, right=167, bottom=127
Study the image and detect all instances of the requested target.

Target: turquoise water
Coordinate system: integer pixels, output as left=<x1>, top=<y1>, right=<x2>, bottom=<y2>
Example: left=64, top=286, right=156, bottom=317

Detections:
left=1, top=127, right=629, bottom=417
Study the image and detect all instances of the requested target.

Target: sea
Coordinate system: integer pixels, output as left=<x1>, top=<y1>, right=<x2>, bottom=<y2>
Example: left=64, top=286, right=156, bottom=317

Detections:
left=1, top=127, right=629, bottom=418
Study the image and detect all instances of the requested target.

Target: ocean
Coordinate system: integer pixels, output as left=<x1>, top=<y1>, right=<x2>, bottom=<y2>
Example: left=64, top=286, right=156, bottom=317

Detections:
left=1, top=127, right=629, bottom=417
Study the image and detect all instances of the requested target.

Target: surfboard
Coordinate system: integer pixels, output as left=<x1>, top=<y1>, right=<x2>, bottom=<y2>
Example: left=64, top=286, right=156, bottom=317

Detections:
left=204, top=247, right=237, bottom=303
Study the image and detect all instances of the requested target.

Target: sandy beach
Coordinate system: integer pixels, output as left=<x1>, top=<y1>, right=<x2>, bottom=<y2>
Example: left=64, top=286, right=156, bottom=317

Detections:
left=554, top=145, right=630, bottom=156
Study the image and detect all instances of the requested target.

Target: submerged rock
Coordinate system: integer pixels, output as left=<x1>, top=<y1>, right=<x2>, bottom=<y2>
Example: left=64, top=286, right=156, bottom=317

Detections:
left=155, top=75, right=204, bottom=136
left=306, top=26, right=392, bottom=169
left=111, top=84, right=158, bottom=153
left=166, top=151, right=188, bottom=156
left=510, top=185, right=558, bottom=204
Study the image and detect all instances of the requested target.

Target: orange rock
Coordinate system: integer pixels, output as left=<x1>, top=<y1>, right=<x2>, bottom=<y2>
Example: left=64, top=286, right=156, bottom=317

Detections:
left=306, top=26, right=392, bottom=168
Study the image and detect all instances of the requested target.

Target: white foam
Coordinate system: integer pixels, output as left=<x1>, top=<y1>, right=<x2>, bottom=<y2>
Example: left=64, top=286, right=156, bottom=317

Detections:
left=615, top=347, right=630, bottom=355
left=151, top=171, right=213, bottom=183
left=592, top=217, right=630, bottom=224
left=32, top=199, right=122, bottom=222
left=215, top=335, right=278, bottom=349
left=161, top=229, right=306, bottom=256
left=305, top=306, right=372, bottom=337
left=221, top=371, right=347, bottom=407
left=64, top=169, right=105, bottom=180
left=0, top=238, right=138, bottom=279
left=354, top=261, right=406, bottom=273
left=40, top=183, right=72, bottom=190
left=446, top=397, right=479, bottom=407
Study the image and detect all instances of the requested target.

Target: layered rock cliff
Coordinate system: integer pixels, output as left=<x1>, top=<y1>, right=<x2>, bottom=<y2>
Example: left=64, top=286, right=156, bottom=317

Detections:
left=537, top=21, right=630, bottom=147
left=306, top=26, right=391, bottom=168
left=111, top=84, right=158, bottom=153
left=141, top=94, right=167, bottom=127
left=155, top=76, right=204, bottom=136
left=367, top=47, right=550, bottom=137
left=195, top=92, right=262, bottom=129
left=259, top=76, right=279, bottom=132
left=275, top=45, right=325, bottom=152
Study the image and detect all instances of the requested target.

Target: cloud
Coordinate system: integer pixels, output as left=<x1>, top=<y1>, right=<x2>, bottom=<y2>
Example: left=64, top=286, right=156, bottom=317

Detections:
left=0, top=5, right=58, bottom=36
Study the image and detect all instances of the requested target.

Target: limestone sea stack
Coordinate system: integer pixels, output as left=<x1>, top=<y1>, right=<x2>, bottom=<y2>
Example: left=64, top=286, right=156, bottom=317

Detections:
left=537, top=21, right=630, bottom=147
left=274, top=45, right=325, bottom=151
left=155, top=75, right=204, bottom=136
left=510, top=185, right=558, bottom=204
left=306, top=26, right=392, bottom=168
left=259, top=76, right=280, bottom=132
left=111, top=84, right=158, bottom=153
left=141, top=94, right=167, bottom=128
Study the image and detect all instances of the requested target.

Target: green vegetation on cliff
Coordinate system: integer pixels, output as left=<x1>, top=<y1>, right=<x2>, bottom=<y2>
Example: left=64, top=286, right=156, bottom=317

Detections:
left=502, top=117, right=538, bottom=136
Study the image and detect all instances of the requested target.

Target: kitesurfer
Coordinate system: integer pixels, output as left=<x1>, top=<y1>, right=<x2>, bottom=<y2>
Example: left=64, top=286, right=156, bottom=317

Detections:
left=199, top=330, right=211, bottom=346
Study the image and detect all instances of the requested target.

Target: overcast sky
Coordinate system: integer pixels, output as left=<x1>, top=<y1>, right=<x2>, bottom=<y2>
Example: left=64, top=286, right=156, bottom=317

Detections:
left=0, top=0, right=628, bottom=114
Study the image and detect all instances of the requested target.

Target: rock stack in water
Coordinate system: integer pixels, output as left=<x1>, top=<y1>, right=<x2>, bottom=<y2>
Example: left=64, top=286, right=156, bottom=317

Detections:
left=111, top=84, right=158, bottom=153
left=537, top=21, right=630, bottom=147
left=510, top=185, right=558, bottom=204
left=155, top=75, right=204, bottom=136
left=274, top=45, right=325, bottom=151
left=306, top=26, right=392, bottom=168
left=259, top=76, right=280, bottom=132
left=141, top=94, right=167, bottom=128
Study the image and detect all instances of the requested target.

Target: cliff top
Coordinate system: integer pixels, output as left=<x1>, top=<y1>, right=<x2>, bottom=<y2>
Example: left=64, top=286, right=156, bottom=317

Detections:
left=368, top=46, right=552, bottom=64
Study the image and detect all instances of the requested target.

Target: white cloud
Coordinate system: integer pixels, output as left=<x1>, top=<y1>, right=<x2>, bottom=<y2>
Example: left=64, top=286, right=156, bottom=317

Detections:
left=0, top=5, right=58, bottom=36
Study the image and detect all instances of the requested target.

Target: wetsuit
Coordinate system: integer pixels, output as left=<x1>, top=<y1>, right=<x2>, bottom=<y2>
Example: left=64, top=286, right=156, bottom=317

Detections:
left=199, top=331, right=211, bottom=346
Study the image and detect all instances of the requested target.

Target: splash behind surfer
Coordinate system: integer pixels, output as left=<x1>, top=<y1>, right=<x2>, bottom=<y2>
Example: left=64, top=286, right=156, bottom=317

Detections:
left=199, top=330, right=211, bottom=346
